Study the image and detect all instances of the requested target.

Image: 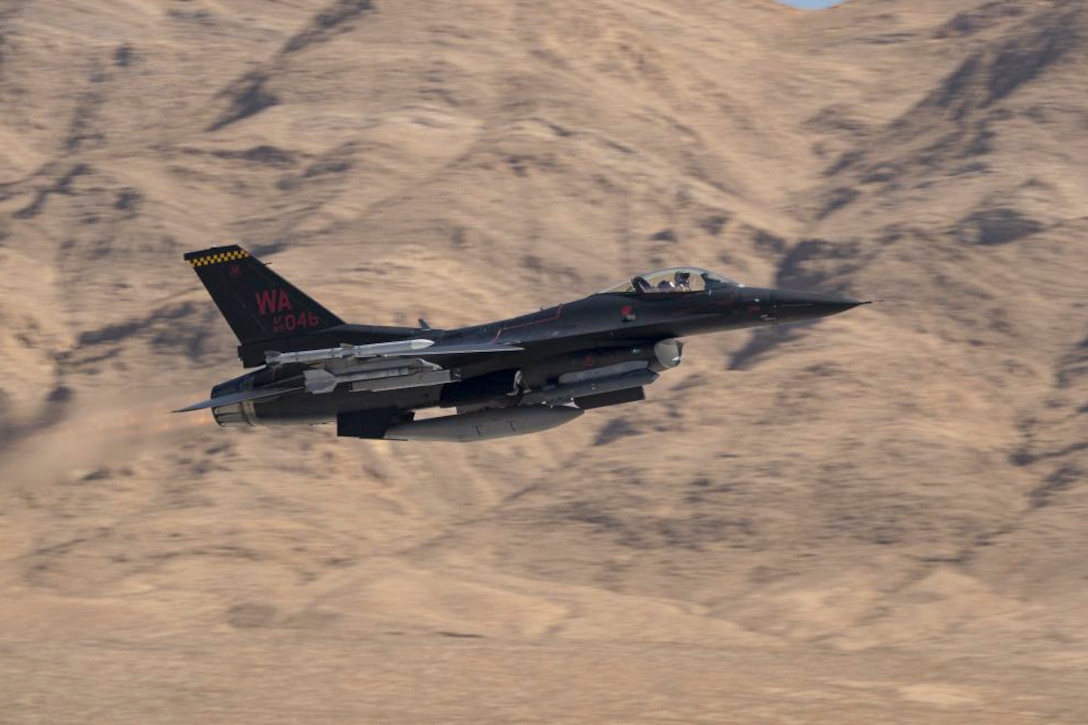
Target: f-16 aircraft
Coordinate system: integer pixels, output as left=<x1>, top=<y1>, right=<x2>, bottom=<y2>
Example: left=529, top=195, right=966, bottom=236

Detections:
left=176, top=245, right=867, bottom=441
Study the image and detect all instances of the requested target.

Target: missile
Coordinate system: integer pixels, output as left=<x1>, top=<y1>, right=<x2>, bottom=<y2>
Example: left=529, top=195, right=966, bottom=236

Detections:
left=302, top=360, right=451, bottom=394
left=266, top=339, right=524, bottom=367
left=266, top=338, right=436, bottom=366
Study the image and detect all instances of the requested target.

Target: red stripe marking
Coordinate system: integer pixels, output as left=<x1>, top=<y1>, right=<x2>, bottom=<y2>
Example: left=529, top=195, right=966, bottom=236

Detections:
left=491, top=304, right=563, bottom=342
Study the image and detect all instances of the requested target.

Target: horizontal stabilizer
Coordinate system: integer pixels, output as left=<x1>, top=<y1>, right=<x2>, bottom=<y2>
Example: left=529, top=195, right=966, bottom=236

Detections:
left=172, top=386, right=301, bottom=413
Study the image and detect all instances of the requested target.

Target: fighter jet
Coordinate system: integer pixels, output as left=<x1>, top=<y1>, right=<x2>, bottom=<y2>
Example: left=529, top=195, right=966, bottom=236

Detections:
left=176, top=244, right=866, bottom=441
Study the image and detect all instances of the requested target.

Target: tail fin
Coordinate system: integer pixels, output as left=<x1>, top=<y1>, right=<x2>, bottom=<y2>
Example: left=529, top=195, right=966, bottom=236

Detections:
left=184, top=244, right=344, bottom=346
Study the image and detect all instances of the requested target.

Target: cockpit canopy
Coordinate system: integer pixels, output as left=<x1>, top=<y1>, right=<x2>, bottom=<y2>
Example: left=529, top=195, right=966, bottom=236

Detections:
left=599, top=267, right=743, bottom=295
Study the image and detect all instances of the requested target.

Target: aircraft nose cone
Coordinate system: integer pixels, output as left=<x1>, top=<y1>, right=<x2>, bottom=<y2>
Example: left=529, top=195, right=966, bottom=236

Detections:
left=772, top=289, right=867, bottom=323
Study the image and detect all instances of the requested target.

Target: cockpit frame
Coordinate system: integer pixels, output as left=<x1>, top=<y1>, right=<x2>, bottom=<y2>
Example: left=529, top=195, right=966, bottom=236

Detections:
left=598, top=267, right=742, bottom=295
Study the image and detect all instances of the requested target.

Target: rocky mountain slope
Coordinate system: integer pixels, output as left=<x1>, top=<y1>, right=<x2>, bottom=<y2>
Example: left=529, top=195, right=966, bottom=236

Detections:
left=0, top=0, right=1085, bottom=722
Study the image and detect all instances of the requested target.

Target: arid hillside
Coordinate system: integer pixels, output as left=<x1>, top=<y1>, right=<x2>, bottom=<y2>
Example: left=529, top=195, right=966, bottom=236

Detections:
left=1, top=0, right=1085, bottom=722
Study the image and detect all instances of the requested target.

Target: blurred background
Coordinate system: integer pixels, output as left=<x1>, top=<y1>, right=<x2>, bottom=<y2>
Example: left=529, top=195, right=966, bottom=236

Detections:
left=784, top=0, right=843, bottom=8
left=1, top=0, right=1085, bottom=722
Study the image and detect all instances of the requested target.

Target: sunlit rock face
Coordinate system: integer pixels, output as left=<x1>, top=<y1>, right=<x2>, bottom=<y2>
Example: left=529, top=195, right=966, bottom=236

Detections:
left=0, top=1, right=1085, bottom=722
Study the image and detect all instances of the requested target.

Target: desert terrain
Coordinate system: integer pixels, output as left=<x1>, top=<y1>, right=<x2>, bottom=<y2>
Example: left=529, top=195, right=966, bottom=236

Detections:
left=0, top=0, right=1085, bottom=722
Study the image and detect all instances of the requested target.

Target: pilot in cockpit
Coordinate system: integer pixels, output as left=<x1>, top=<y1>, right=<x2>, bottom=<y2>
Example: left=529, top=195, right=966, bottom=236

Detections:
left=606, top=268, right=739, bottom=296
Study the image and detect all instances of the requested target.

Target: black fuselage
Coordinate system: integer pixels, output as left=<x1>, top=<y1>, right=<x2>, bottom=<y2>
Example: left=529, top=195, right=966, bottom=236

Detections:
left=216, top=284, right=853, bottom=427
left=180, top=245, right=864, bottom=440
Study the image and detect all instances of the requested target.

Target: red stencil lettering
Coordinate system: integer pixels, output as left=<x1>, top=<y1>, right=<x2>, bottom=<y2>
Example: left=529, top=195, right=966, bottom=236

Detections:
left=255, top=288, right=293, bottom=315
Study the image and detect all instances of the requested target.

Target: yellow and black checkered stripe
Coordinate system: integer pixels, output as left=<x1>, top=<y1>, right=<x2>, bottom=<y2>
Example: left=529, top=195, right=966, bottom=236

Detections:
left=186, top=248, right=250, bottom=268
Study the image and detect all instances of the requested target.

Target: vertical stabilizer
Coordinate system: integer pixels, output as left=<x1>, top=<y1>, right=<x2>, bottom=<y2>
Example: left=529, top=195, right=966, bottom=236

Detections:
left=184, top=245, right=343, bottom=346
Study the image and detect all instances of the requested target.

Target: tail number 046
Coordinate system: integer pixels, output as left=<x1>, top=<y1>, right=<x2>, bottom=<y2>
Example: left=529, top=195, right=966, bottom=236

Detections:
left=272, top=311, right=320, bottom=334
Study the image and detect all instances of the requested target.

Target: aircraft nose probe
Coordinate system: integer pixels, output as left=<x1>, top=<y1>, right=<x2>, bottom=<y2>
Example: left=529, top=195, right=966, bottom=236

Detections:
left=770, top=289, right=870, bottom=323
